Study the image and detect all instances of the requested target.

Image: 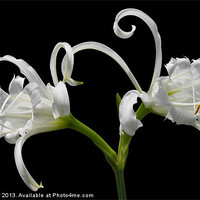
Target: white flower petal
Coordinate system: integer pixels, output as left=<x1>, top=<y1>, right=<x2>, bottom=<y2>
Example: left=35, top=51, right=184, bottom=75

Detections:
left=5, top=131, right=20, bottom=144
left=61, top=55, right=83, bottom=86
left=0, top=111, right=31, bottom=131
left=50, top=42, right=73, bottom=86
left=166, top=106, right=200, bottom=130
left=31, top=99, right=69, bottom=134
left=9, top=76, right=24, bottom=95
left=50, top=42, right=82, bottom=86
left=192, top=59, right=200, bottom=79
left=66, top=77, right=83, bottom=86
left=14, top=104, right=69, bottom=191
left=148, top=77, right=172, bottom=116
left=113, top=8, right=162, bottom=87
left=47, top=81, right=70, bottom=119
left=0, top=88, right=8, bottom=109
left=25, top=83, right=41, bottom=108
left=0, top=55, right=49, bottom=99
left=0, top=121, right=17, bottom=138
left=119, top=90, right=143, bottom=136
left=61, top=54, right=70, bottom=81
left=15, top=133, right=43, bottom=191
left=72, top=42, right=142, bottom=93
left=0, top=92, right=32, bottom=130
left=165, top=58, right=191, bottom=79
left=113, top=21, right=136, bottom=39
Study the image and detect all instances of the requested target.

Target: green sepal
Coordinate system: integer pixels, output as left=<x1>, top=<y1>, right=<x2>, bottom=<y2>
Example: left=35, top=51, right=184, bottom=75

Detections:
left=116, top=93, right=121, bottom=113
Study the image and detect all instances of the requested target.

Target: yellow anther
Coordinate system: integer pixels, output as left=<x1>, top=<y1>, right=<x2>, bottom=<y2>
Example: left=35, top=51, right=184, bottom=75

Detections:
left=195, top=104, right=200, bottom=115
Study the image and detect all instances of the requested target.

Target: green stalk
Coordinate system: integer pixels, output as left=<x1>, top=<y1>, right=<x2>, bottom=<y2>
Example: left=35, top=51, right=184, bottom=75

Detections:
left=66, top=101, right=150, bottom=200
left=114, top=169, right=127, bottom=200
left=136, top=102, right=150, bottom=121
left=114, top=102, right=150, bottom=200
left=67, top=113, right=118, bottom=169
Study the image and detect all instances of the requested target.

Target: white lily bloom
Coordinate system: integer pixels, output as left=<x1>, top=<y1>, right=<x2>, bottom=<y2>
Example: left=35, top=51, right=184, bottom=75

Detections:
left=0, top=42, right=78, bottom=191
left=153, top=58, right=200, bottom=130
left=113, top=8, right=200, bottom=135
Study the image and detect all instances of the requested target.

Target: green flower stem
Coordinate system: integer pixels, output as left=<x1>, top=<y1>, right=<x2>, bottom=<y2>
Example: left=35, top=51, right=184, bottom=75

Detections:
left=115, top=102, right=150, bottom=200
left=114, top=169, right=127, bottom=200
left=67, top=113, right=118, bottom=168
left=136, top=102, right=150, bottom=121
left=66, top=102, right=149, bottom=200
left=117, top=102, right=150, bottom=170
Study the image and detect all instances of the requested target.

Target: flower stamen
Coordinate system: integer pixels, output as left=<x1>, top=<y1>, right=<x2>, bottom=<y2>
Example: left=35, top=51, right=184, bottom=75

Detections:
left=194, top=104, right=200, bottom=115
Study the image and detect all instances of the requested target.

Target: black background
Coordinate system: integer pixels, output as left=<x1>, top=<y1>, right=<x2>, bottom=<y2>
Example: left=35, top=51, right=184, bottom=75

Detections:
left=1, top=1, right=200, bottom=200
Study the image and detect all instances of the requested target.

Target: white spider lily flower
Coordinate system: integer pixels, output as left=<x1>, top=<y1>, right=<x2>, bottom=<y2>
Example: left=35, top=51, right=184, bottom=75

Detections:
left=14, top=81, right=70, bottom=191
left=150, top=58, right=200, bottom=130
left=114, top=8, right=200, bottom=135
left=0, top=42, right=77, bottom=191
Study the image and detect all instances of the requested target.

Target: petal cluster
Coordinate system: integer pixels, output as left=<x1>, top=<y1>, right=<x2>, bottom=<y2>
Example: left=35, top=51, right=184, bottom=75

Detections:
left=139, top=58, right=200, bottom=131
left=0, top=42, right=76, bottom=191
left=155, top=58, right=200, bottom=130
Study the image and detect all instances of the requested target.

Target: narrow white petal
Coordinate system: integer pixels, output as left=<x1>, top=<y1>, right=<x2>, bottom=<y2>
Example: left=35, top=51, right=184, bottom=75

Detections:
left=9, top=76, right=24, bottom=95
left=50, top=42, right=82, bottom=86
left=14, top=106, right=69, bottom=191
left=73, top=42, right=143, bottom=93
left=50, top=42, right=72, bottom=86
left=119, top=90, right=143, bottom=136
left=61, top=55, right=83, bottom=86
left=66, top=77, right=83, bottom=86
left=113, top=8, right=162, bottom=87
left=15, top=133, right=43, bottom=191
left=113, top=21, right=136, bottom=39
left=0, top=55, right=49, bottom=99
left=61, top=55, right=69, bottom=80
left=47, top=82, right=70, bottom=119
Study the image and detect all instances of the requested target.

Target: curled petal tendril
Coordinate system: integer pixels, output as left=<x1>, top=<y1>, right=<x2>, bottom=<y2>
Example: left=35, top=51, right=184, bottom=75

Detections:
left=50, top=42, right=82, bottom=87
left=50, top=42, right=74, bottom=86
left=113, top=8, right=162, bottom=89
